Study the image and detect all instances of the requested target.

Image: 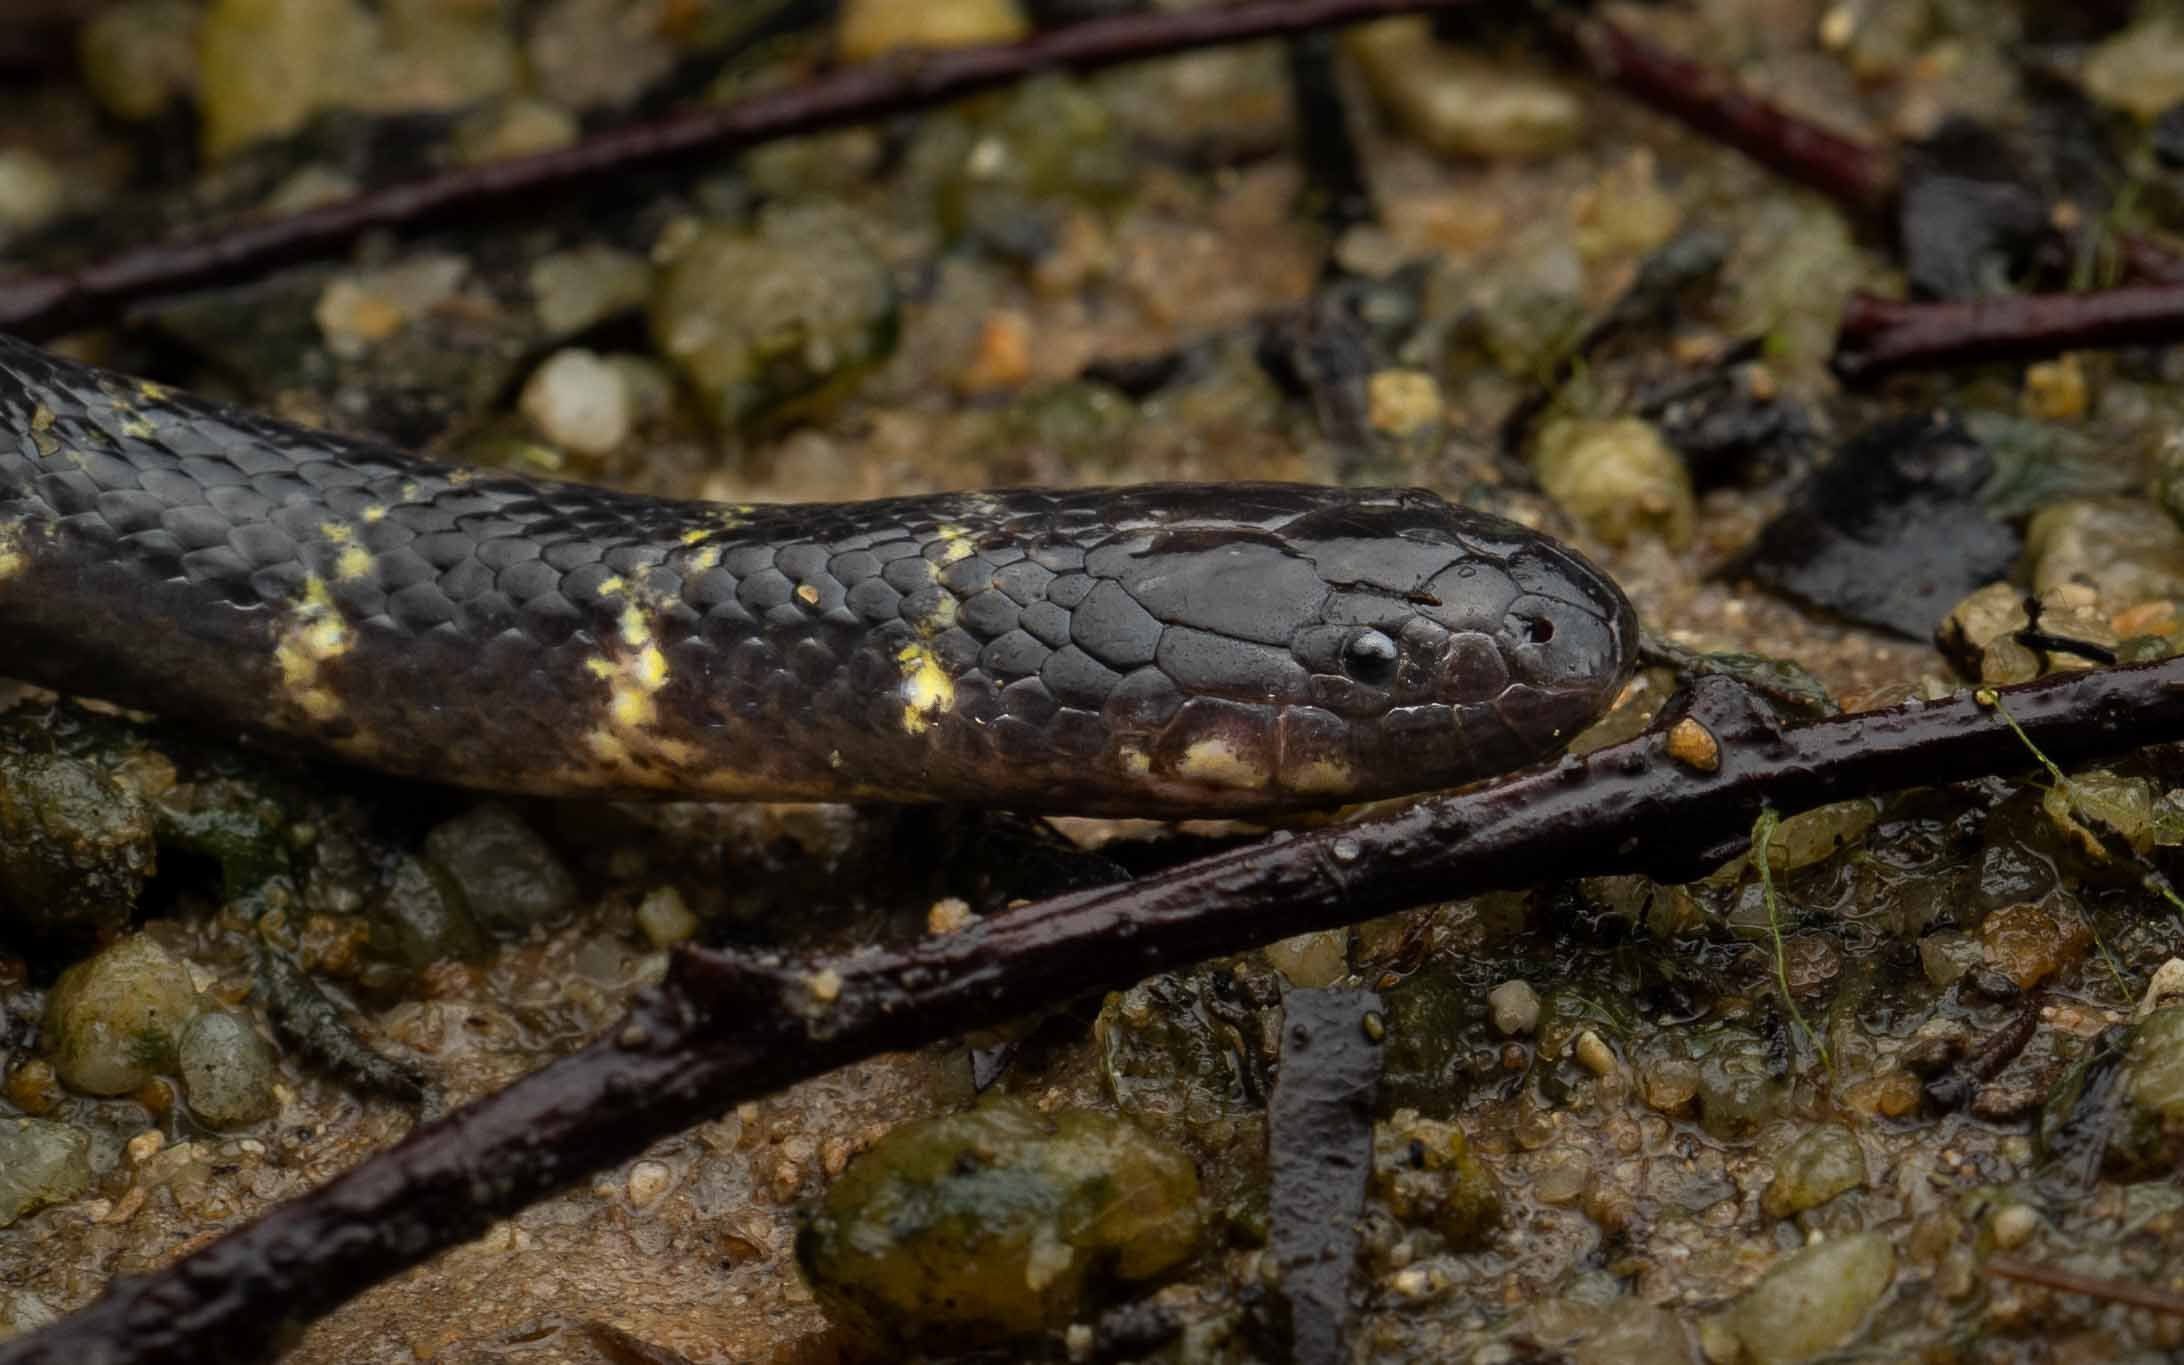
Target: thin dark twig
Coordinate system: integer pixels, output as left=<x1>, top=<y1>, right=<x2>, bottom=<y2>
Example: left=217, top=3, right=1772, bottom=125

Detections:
left=1554, top=13, right=1899, bottom=219
left=1834, top=284, right=2184, bottom=381
left=14, top=657, right=2184, bottom=1364
left=1286, top=29, right=1378, bottom=245
left=1550, top=13, right=2184, bottom=295
left=1988, top=1255, right=2184, bottom=1316
left=0, top=0, right=1484, bottom=341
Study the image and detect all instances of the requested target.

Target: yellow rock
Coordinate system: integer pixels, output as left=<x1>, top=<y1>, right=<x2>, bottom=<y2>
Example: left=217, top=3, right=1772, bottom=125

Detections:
left=837, top=0, right=1029, bottom=64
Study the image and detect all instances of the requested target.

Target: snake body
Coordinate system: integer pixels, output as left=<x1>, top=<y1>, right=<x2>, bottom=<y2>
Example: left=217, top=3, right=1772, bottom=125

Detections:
left=0, top=335, right=1636, bottom=815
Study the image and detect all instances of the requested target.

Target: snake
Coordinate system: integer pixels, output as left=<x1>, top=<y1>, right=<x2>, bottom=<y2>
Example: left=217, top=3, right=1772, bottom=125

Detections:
left=0, top=333, right=1638, bottom=816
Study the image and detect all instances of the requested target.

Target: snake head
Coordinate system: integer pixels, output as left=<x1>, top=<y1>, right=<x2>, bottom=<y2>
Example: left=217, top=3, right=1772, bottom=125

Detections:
left=1084, top=486, right=1637, bottom=806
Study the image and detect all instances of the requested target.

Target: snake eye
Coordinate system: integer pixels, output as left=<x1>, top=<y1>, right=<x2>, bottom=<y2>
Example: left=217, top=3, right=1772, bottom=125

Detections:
left=1340, top=629, right=1399, bottom=686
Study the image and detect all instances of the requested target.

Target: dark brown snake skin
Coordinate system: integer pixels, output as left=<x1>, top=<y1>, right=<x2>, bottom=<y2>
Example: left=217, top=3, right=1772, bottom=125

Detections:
left=0, top=334, right=1637, bottom=815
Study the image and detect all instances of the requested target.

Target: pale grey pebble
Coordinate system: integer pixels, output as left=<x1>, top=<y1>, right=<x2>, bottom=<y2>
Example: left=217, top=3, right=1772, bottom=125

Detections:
left=1488, top=979, right=1541, bottom=1037
left=178, top=1010, right=279, bottom=1129
left=0, top=1118, right=90, bottom=1226
left=1709, top=1232, right=1895, bottom=1365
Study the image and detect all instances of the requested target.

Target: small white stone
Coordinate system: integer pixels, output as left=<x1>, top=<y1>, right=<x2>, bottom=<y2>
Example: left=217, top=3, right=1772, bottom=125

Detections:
left=2137, top=958, right=2184, bottom=1020
left=634, top=886, right=698, bottom=948
left=626, top=1159, right=672, bottom=1208
left=1991, top=1203, right=2040, bottom=1250
left=1488, top=979, right=1541, bottom=1036
left=520, top=349, right=633, bottom=456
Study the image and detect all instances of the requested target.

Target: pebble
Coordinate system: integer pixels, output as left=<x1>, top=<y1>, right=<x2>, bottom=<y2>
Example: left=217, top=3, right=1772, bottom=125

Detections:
left=0, top=1119, right=90, bottom=1227
left=1713, top=1232, right=1896, bottom=1365
left=2084, top=11, right=2184, bottom=121
left=1532, top=417, right=1696, bottom=550
left=1567, top=1299, right=1691, bottom=1365
left=453, top=96, right=579, bottom=165
left=0, top=150, right=63, bottom=235
left=42, top=934, right=200, bottom=1095
left=178, top=1011, right=280, bottom=1129
left=797, top=1099, right=1200, bottom=1348
left=1990, top=1203, right=2040, bottom=1250
left=1263, top=930, right=1347, bottom=989
left=79, top=0, right=201, bottom=122
left=529, top=246, right=653, bottom=338
left=649, top=206, right=897, bottom=430
left=1347, top=17, right=1583, bottom=160
left=0, top=750, right=158, bottom=939
left=314, top=256, right=470, bottom=357
left=2128, top=1006, right=2184, bottom=1123
left=525, top=0, right=677, bottom=110
left=635, top=886, right=699, bottom=949
left=423, top=803, right=579, bottom=934
left=1373, top=1112, right=1503, bottom=1249
left=1979, top=902, right=2087, bottom=990
left=520, top=349, right=634, bottom=456
left=1488, top=979, right=1541, bottom=1037
left=837, top=0, right=1028, bottom=62
left=1572, top=1030, right=1616, bottom=1077
left=371, top=854, right=486, bottom=967
left=1761, top=1125, right=1868, bottom=1218
left=2137, top=958, right=2184, bottom=1021
left=2026, top=498, right=2184, bottom=604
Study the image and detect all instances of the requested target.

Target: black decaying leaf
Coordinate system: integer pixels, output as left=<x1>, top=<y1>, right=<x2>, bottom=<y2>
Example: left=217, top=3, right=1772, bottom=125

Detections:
left=1898, top=118, right=2051, bottom=301
left=1734, top=412, right=2021, bottom=640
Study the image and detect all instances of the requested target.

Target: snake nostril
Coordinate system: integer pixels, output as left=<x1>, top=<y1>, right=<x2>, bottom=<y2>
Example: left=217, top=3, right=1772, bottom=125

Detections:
left=1525, top=616, right=1554, bottom=645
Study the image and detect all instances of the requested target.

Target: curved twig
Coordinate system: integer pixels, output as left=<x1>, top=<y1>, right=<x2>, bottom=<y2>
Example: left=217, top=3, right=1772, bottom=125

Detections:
left=1835, top=285, right=2184, bottom=380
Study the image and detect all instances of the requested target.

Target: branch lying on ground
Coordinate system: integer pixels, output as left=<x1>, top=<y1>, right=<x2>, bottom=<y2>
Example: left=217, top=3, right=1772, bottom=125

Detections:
left=1833, top=285, right=2184, bottom=380
left=13, top=657, right=2184, bottom=1364
left=1987, top=1255, right=2184, bottom=1316
left=1553, top=13, right=2184, bottom=287
left=0, top=0, right=1484, bottom=340
left=1555, top=13, right=1899, bottom=219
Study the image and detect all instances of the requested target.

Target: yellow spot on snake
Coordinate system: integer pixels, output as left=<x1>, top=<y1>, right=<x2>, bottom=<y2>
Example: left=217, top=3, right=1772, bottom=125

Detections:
left=796, top=584, right=821, bottom=607
left=274, top=576, right=352, bottom=723
left=336, top=546, right=373, bottom=580
left=935, top=525, right=974, bottom=564
left=1118, top=747, right=1152, bottom=777
left=362, top=504, right=387, bottom=523
left=1175, top=737, right=1268, bottom=790
left=619, top=605, right=650, bottom=648
left=585, top=729, right=631, bottom=764
left=0, top=525, right=26, bottom=581
left=136, top=380, right=171, bottom=401
left=121, top=417, right=154, bottom=441
left=897, top=642, right=953, bottom=734
left=30, top=406, right=54, bottom=432
left=921, top=593, right=957, bottom=633
left=686, top=545, right=721, bottom=572
left=1284, top=759, right=1356, bottom=796
left=680, top=528, right=710, bottom=545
